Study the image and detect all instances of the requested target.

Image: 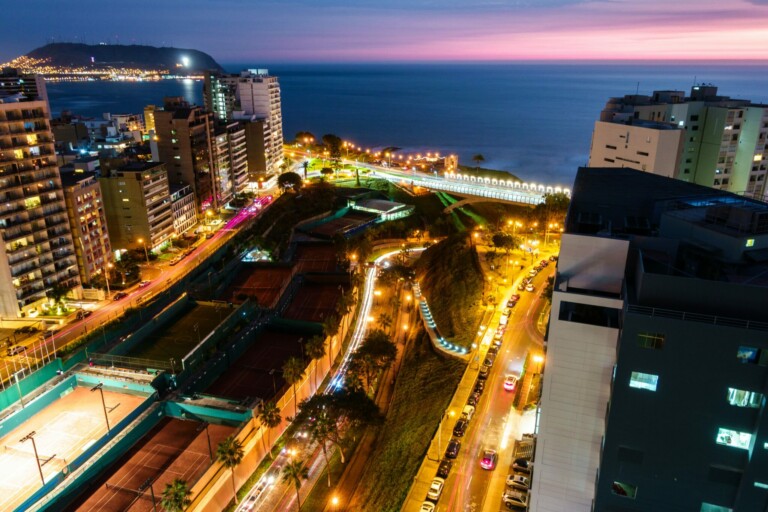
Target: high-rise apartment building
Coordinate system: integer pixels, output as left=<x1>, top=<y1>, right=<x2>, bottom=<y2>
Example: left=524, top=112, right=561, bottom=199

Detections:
left=99, top=162, right=173, bottom=252
left=213, top=121, right=248, bottom=203
left=0, top=91, right=80, bottom=317
left=599, top=85, right=768, bottom=201
left=204, top=69, right=284, bottom=177
left=151, top=97, right=216, bottom=214
left=0, top=69, right=49, bottom=111
left=169, top=184, right=196, bottom=236
left=532, top=167, right=768, bottom=512
left=60, top=171, right=111, bottom=286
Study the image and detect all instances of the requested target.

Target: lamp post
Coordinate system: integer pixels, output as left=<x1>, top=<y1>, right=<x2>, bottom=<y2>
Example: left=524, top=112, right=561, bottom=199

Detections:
left=20, top=431, right=45, bottom=485
left=141, top=478, right=158, bottom=511
left=331, top=495, right=340, bottom=510
left=436, top=410, right=455, bottom=460
left=105, top=263, right=113, bottom=299
left=91, top=382, right=110, bottom=434
left=14, top=371, right=24, bottom=408
left=197, top=422, right=213, bottom=462
left=137, top=238, right=150, bottom=264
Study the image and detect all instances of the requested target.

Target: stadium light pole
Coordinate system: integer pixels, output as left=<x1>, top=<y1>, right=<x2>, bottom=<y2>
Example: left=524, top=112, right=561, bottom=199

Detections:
left=91, top=382, right=110, bottom=434
left=141, top=477, right=158, bottom=511
left=197, top=422, right=213, bottom=462
left=20, top=431, right=45, bottom=485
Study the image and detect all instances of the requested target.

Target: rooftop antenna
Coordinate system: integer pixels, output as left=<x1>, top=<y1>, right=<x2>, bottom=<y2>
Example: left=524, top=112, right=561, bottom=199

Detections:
left=635, top=82, right=640, bottom=95
left=693, top=75, right=697, bottom=87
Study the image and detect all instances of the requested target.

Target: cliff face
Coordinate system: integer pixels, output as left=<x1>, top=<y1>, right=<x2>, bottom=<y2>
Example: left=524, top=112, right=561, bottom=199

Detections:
left=25, top=43, right=224, bottom=73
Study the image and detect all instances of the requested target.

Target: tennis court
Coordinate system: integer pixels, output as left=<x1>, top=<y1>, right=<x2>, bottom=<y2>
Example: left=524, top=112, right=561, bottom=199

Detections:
left=127, top=304, right=226, bottom=362
left=306, top=210, right=377, bottom=238
left=222, top=265, right=294, bottom=308
left=0, top=386, right=146, bottom=512
left=73, top=417, right=235, bottom=511
left=205, top=329, right=306, bottom=402
left=294, top=244, right=339, bottom=274
left=283, top=280, right=348, bottom=323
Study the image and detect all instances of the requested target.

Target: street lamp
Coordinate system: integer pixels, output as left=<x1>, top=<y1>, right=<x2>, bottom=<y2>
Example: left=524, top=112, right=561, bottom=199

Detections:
left=91, top=382, right=110, bottom=434
left=137, top=238, right=150, bottom=264
left=436, top=410, right=455, bottom=460
left=331, top=495, right=340, bottom=510
left=197, top=422, right=214, bottom=462
left=20, top=431, right=45, bottom=485
left=105, top=263, right=113, bottom=299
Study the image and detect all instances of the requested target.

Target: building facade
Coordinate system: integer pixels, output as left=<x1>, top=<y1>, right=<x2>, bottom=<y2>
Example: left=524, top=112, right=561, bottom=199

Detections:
left=170, top=183, right=196, bottom=236
left=0, top=95, right=81, bottom=317
left=99, top=162, right=173, bottom=252
left=532, top=167, right=768, bottom=512
left=212, top=121, right=248, bottom=203
left=60, top=171, right=111, bottom=286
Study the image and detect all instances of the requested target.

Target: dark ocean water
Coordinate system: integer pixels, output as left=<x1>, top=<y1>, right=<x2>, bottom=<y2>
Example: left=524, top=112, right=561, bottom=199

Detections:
left=46, top=62, right=768, bottom=187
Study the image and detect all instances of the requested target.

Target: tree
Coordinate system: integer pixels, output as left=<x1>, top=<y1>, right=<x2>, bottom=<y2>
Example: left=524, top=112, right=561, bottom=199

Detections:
left=322, top=314, right=340, bottom=343
left=472, top=154, right=485, bottom=171
left=492, top=232, right=517, bottom=257
left=320, top=167, right=334, bottom=179
left=282, top=459, right=309, bottom=511
left=46, top=283, right=70, bottom=306
left=257, top=401, right=282, bottom=459
left=160, top=478, right=192, bottom=512
left=347, top=329, right=397, bottom=394
left=283, top=356, right=306, bottom=418
left=216, top=435, right=245, bottom=504
left=302, top=160, right=309, bottom=180
left=295, top=131, right=315, bottom=144
left=305, top=335, right=326, bottom=391
left=308, top=414, right=336, bottom=487
left=278, top=171, right=303, bottom=192
left=377, top=312, right=393, bottom=331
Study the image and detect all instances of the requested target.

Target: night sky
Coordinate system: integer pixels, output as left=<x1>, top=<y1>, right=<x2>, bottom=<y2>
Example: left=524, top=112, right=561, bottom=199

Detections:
left=3, top=0, right=768, bottom=63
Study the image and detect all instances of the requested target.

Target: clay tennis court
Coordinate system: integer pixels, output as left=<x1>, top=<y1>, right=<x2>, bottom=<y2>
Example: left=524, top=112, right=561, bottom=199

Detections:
left=0, top=386, right=147, bottom=512
left=72, top=417, right=236, bottom=511
left=283, top=279, right=348, bottom=323
left=222, top=265, right=294, bottom=308
left=294, top=244, right=339, bottom=274
left=127, top=303, right=225, bottom=362
left=205, top=329, right=306, bottom=402
left=306, top=210, right=377, bottom=238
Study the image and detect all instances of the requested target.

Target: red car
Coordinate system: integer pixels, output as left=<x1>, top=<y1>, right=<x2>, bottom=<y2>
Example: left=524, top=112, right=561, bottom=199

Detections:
left=504, top=375, right=518, bottom=391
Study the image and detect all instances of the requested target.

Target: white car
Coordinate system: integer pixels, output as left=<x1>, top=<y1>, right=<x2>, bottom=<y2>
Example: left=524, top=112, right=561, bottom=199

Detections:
left=504, top=375, right=518, bottom=391
left=462, top=404, right=475, bottom=421
left=419, top=502, right=436, bottom=512
left=503, top=490, right=529, bottom=509
left=525, top=283, right=535, bottom=292
left=506, top=474, right=530, bottom=490
left=426, top=477, right=445, bottom=501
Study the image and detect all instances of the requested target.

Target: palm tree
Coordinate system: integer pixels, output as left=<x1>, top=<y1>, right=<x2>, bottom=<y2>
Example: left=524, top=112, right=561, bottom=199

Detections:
left=282, top=459, right=309, bottom=511
left=472, top=153, right=485, bottom=171
left=160, top=478, right=192, bottom=512
left=257, top=402, right=282, bottom=459
left=322, top=314, right=340, bottom=353
left=305, top=335, right=326, bottom=391
left=378, top=312, right=393, bottom=331
left=283, top=357, right=306, bottom=419
left=308, top=415, right=335, bottom=487
left=216, top=435, right=245, bottom=504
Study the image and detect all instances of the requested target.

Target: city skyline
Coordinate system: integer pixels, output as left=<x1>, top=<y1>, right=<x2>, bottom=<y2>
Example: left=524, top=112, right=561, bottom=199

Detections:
left=3, top=0, right=768, bottom=63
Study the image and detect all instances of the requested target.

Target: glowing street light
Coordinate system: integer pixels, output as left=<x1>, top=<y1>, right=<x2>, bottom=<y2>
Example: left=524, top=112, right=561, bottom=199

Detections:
left=137, top=238, right=150, bottom=264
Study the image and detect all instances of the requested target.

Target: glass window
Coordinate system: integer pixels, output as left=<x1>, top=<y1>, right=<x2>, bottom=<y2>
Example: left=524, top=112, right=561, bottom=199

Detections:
left=701, top=504, right=733, bottom=512
left=727, top=388, right=763, bottom=408
left=737, top=346, right=759, bottom=364
left=716, top=428, right=752, bottom=450
left=629, top=372, right=658, bottom=391
left=611, top=481, right=637, bottom=499
left=638, top=333, right=665, bottom=350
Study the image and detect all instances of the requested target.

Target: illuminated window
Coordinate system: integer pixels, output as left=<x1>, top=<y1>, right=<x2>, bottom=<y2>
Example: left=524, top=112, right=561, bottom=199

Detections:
left=611, top=481, right=637, bottom=499
left=701, top=504, right=733, bottom=512
left=737, top=346, right=759, bottom=363
left=638, top=333, right=664, bottom=349
left=746, top=239, right=755, bottom=247
left=727, top=388, right=763, bottom=408
left=716, top=428, right=752, bottom=450
left=629, top=372, right=658, bottom=391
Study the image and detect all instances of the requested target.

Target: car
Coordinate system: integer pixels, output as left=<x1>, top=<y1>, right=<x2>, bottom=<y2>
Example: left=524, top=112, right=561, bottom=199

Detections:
left=169, top=257, right=181, bottom=266
left=540, top=259, right=549, bottom=266
left=426, top=477, right=445, bottom=501
left=487, top=345, right=499, bottom=356
left=484, top=354, right=495, bottom=367
left=437, top=458, right=453, bottom=478
left=461, top=404, right=475, bottom=421
left=549, top=255, right=558, bottom=262
left=76, top=310, right=93, bottom=320
left=113, top=292, right=128, bottom=300
left=494, top=330, right=503, bottom=341
left=139, top=280, right=151, bottom=288
left=243, top=495, right=258, bottom=510
left=503, top=308, right=512, bottom=316
left=504, top=375, right=519, bottom=391
left=528, top=269, right=538, bottom=277
left=467, top=392, right=481, bottom=407
left=419, top=502, right=436, bottom=512
left=7, top=345, right=27, bottom=356
left=512, top=458, right=533, bottom=473
left=502, top=490, right=529, bottom=509
left=474, top=380, right=485, bottom=394
left=478, top=365, right=490, bottom=380
left=445, top=439, right=461, bottom=459
left=205, top=232, right=215, bottom=239
left=510, top=294, right=521, bottom=303
left=523, top=277, right=532, bottom=285
left=480, top=449, right=498, bottom=470
left=453, top=418, right=469, bottom=437
left=507, top=474, right=530, bottom=490
left=517, top=282, right=526, bottom=291
left=525, top=283, right=535, bottom=292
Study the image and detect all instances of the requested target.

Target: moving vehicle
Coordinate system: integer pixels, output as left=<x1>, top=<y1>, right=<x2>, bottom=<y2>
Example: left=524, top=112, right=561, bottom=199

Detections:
left=7, top=345, right=27, bottom=356
left=169, top=257, right=182, bottom=266
left=205, top=232, right=215, bottom=239
left=513, top=458, right=533, bottom=473
left=507, top=474, right=530, bottom=490
left=445, top=439, right=461, bottom=459
left=76, top=310, right=92, bottom=320
left=138, top=280, right=152, bottom=288
left=437, top=459, right=453, bottom=478
left=480, top=449, right=498, bottom=470
left=426, top=477, right=445, bottom=501
left=504, top=375, right=519, bottom=391
left=113, top=291, right=128, bottom=300
left=502, top=490, right=529, bottom=509
left=453, top=418, right=469, bottom=437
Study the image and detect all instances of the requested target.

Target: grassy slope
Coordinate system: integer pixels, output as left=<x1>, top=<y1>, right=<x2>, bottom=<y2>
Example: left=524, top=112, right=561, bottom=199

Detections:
left=352, top=328, right=465, bottom=511
left=414, top=233, right=484, bottom=349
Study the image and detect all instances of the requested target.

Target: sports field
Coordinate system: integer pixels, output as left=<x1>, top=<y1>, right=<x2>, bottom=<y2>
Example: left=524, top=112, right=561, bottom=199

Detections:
left=127, top=304, right=225, bottom=362
left=294, top=244, right=338, bottom=274
left=205, top=329, right=305, bottom=402
left=283, top=281, right=348, bottom=323
left=73, top=417, right=235, bottom=511
left=0, top=386, right=146, bottom=512
left=223, top=265, right=294, bottom=308
left=307, top=210, right=377, bottom=238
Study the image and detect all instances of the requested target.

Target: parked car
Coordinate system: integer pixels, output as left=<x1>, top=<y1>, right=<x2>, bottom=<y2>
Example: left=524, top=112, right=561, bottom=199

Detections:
left=169, top=257, right=182, bottom=266
left=461, top=405, right=475, bottom=421
left=478, top=365, right=490, bottom=380
left=453, top=418, right=469, bottom=437
left=517, top=282, right=526, bottom=291
left=445, top=438, right=461, bottom=459
left=507, top=474, right=530, bottom=491
left=426, top=477, right=445, bottom=502
left=512, top=458, right=533, bottom=473
left=487, top=345, right=499, bottom=356
left=502, top=490, right=529, bottom=509
left=504, top=375, right=519, bottom=392
left=480, top=449, right=498, bottom=470
left=113, top=292, right=128, bottom=300
left=540, top=259, right=549, bottom=267
left=503, top=307, right=512, bottom=316
left=474, top=380, right=485, bottom=394
left=437, top=459, right=453, bottom=478
left=549, top=255, right=558, bottom=262
left=528, top=269, right=538, bottom=277
left=138, top=280, right=152, bottom=288
left=419, top=502, right=436, bottom=512
left=7, top=345, right=27, bottom=356
left=525, top=283, right=535, bottom=292
left=484, top=354, right=495, bottom=367
left=467, top=392, right=481, bottom=407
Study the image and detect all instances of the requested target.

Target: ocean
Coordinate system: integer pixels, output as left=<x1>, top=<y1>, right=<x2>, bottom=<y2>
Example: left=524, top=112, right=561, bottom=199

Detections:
left=45, top=62, right=768, bottom=187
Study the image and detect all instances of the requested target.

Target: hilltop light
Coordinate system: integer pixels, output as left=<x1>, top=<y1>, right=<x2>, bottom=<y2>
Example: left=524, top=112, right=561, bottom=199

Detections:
left=181, top=56, right=190, bottom=67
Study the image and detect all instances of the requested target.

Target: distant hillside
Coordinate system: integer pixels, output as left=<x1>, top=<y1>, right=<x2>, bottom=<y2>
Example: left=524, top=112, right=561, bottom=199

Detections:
left=19, top=43, right=224, bottom=74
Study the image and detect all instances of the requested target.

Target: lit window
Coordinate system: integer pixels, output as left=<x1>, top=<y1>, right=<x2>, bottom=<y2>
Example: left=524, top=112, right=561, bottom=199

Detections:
left=716, top=428, right=752, bottom=450
left=638, top=333, right=664, bottom=350
left=746, top=239, right=755, bottom=247
left=755, top=482, right=768, bottom=490
left=701, top=504, right=733, bottom=512
left=629, top=372, right=658, bottom=391
left=727, top=388, right=763, bottom=408
left=611, top=481, right=637, bottom=499
left=737, top=346, right=759, bottom=364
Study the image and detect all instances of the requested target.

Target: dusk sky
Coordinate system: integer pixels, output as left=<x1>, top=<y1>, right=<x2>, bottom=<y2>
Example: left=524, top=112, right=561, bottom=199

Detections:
left=3, top=0, right=768, bottom=63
